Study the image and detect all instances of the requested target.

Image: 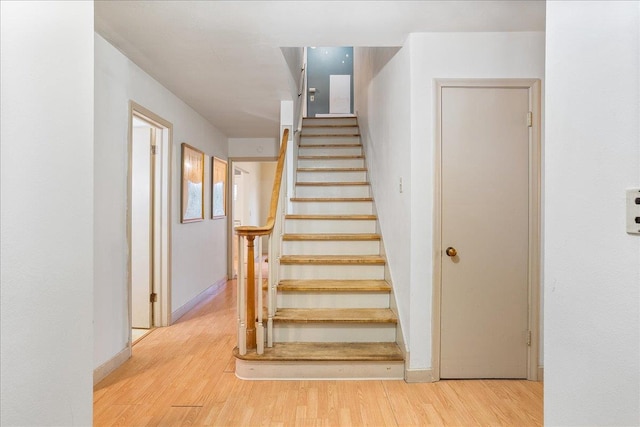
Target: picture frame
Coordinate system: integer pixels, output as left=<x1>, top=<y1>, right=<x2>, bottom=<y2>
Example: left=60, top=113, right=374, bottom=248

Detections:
left=211, top=156, right=227, bottom=219
left=180, top=143, right=205, bottom=223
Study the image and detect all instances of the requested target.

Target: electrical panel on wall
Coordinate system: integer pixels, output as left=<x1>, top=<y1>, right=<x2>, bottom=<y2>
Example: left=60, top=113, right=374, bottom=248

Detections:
left=626, top=188, right=640, bottom=235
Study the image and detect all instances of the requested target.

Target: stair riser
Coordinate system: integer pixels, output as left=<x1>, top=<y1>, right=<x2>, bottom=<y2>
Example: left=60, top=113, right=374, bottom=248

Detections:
left=277, top=292, right=389, bottom=309
left=235, top=359, right=404, bottom=380
left=303, top=118, right=358, bottom=126
left=285, top=219, right=377, bottom=234
left=298, top=147, right=362, bottom=157
left=295, top=185, right=370, bottom=198
left=291, top=201, right=373, bottom=215
left=299, top=136, right=361, bottom=146
left=283, top=240, right=380, bottom=256
left=280, top=264, right=384, bottom=280
left=298, top=158, right=364, bottom=168
left=297, top=171, right=368, bottom=183
left=302, top=126, right=359, bottom=136
left=273, top=323, right=396, bottom=343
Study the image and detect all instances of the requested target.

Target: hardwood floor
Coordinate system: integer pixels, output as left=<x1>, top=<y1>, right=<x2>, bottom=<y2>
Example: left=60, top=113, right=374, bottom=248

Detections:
left=94, top=280, right=543, bottom=426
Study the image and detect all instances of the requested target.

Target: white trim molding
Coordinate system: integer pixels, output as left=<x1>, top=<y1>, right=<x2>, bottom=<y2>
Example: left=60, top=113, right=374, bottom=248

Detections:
left=93, top=346, right=131, bottom=386
left=127, top=101, right=174, bottom=336
left=405, top=368, right=435, bottom=383
left=171, top=277, right=228, bottom=323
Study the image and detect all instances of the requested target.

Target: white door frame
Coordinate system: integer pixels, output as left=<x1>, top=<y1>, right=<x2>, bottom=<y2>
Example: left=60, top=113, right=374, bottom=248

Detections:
left=432, top=79, right=541, bottom=381
left=128, top=101, right=173, bottom=344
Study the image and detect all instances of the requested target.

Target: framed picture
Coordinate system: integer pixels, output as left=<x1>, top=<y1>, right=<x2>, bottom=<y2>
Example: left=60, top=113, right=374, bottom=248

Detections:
left=180, top=143, right=205, bottom=223
left=211, top=157, right=227, bottom=219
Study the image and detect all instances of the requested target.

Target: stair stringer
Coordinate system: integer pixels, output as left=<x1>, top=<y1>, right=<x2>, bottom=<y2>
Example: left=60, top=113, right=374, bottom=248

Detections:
left=370, top=191, right=434, bottom=382
left=370, top=197, right=409, bottom=379
left=357, top=122, right=419, bottom=383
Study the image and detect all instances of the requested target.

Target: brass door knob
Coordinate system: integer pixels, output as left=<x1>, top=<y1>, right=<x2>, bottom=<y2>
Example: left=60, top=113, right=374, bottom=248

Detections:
left=445, top=247, right=457, bottom=257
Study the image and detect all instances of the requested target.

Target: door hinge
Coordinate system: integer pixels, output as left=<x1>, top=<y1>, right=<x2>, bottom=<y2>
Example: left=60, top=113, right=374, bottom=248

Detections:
left=151, top=145, right=157, bottom=155
left=527, top=112, right=533, bottom=127
left=527, top=330, right=532, bottom=346
left=150, top=293, right=158, bottom=303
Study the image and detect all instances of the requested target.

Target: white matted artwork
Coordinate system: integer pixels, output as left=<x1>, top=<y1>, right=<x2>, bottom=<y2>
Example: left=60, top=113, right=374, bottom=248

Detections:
left=181, top=143, right=204, bottom=223
left=211, top=157, right=227, bottom=219
left=329, top=74, right=351, bottom=114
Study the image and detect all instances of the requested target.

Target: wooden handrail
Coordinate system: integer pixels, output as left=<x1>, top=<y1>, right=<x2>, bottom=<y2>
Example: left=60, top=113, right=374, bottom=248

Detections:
left=235, top=128, right=288, bottom=237
left=235, top=128, right=289, bottom=351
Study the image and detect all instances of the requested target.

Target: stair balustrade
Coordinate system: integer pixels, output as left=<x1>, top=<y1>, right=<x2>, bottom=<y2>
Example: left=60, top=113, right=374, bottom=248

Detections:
left=235, top=129, right=289, bottom=355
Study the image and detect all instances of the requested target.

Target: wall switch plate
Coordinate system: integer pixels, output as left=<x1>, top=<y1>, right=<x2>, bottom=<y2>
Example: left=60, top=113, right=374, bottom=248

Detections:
left=626, top=188, right=640, bottom=234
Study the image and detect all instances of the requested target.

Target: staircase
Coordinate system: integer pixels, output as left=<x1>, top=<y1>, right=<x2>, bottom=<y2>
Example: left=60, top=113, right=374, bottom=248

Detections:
left=235, top=117, right=404, bottom=380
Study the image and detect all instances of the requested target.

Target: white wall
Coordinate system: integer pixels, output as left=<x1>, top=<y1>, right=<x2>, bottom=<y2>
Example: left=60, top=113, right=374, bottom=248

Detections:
left=229, top=137, right=279, bottom=158
left=0, top=2, right=94, bottom=425
left=280, top=48, right=305, bottom=129
left=355, top=45, right=413, bottom=357
left=281, top=47, right=304, bottom=101
left=260, top=162, right=278, bottom=225
left=545, top=2, right=640, bottom=425
left=356, top=31, right=545, bottom=373
left=94, top=34, right=228, bottom=370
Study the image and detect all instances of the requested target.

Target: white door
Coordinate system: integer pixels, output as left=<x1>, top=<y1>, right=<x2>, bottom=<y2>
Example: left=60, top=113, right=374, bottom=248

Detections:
left=132, top=127, right=153, bottom=329
left=440, top=86, right=530, bottom=378
left=329, top=74, right=351, bottom=114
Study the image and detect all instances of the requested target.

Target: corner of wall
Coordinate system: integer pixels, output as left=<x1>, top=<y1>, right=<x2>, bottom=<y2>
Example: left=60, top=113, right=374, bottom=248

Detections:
left=171, top=276, right=228, bottom=323
left=93, top=346, right=131, bottom=386
left=404, top=351, right=435, bottom=383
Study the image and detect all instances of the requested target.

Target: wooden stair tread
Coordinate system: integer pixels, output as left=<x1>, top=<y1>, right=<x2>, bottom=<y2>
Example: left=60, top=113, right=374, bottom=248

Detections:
left=274, top=308, right=397, bottom=323
left=283, top=233, right=380, bottom=241
left=297, top=167, right=367, bottom=172
left=299, top=144, right=362, bottom=148
left=303, top=117, right=357, bottom=120
left=290, top=197, right=372, bottom=202
left=296, top=182, right=369, bottom=186
left=285, top=214, right=376, bottom=220
left=279, top=279, right=391, bottom=292
left=280, top=255, right=385, bottom=265
left=302, top=124, right=358, bottom=128
left=299, top=155, right=363, bottom=160
left=298, top=154, right=364, bottom=160
left=234, top=342, right=403, bottom=361
left=301, top=134, right=360, bottom=137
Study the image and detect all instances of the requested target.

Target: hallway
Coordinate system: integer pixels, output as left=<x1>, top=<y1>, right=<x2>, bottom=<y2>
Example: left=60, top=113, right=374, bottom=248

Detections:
left=93, top=280, right=543, bottom=426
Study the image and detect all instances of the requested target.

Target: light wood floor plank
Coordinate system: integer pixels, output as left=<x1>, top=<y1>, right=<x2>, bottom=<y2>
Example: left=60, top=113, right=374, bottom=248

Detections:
left=94, top=279, right=542, bottom=426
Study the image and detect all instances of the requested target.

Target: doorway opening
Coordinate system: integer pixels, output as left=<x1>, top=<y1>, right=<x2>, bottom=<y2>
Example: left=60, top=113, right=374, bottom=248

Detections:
left=128, top=102, right=173, bottom=348
left=227, top=159, right=277, bottom=279
left=305, top=46, right=354, bottom=117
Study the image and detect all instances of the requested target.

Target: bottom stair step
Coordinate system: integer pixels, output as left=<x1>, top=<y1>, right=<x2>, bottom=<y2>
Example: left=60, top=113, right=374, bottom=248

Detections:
left=234, top=342, right=403, bottom=361
left=234, top=342, right=405, bottom=380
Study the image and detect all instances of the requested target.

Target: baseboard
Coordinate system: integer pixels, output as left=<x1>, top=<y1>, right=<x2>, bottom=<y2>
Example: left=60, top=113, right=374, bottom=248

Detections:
left=405, top=367, right=434, bottom=383
left=93, top=346, right=131, bottom=386
left=538, top=366, right=544, bottom=382
left=171, top=277, right=227, bottom=323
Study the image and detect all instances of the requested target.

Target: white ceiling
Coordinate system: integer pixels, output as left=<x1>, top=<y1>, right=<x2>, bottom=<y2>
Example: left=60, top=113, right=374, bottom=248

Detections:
left=95, top=1, right=545, bottom=138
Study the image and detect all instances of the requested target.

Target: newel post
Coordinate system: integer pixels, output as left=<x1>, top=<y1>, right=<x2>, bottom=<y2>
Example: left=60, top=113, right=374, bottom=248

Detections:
left=245, top=235, right=257, bottom=350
